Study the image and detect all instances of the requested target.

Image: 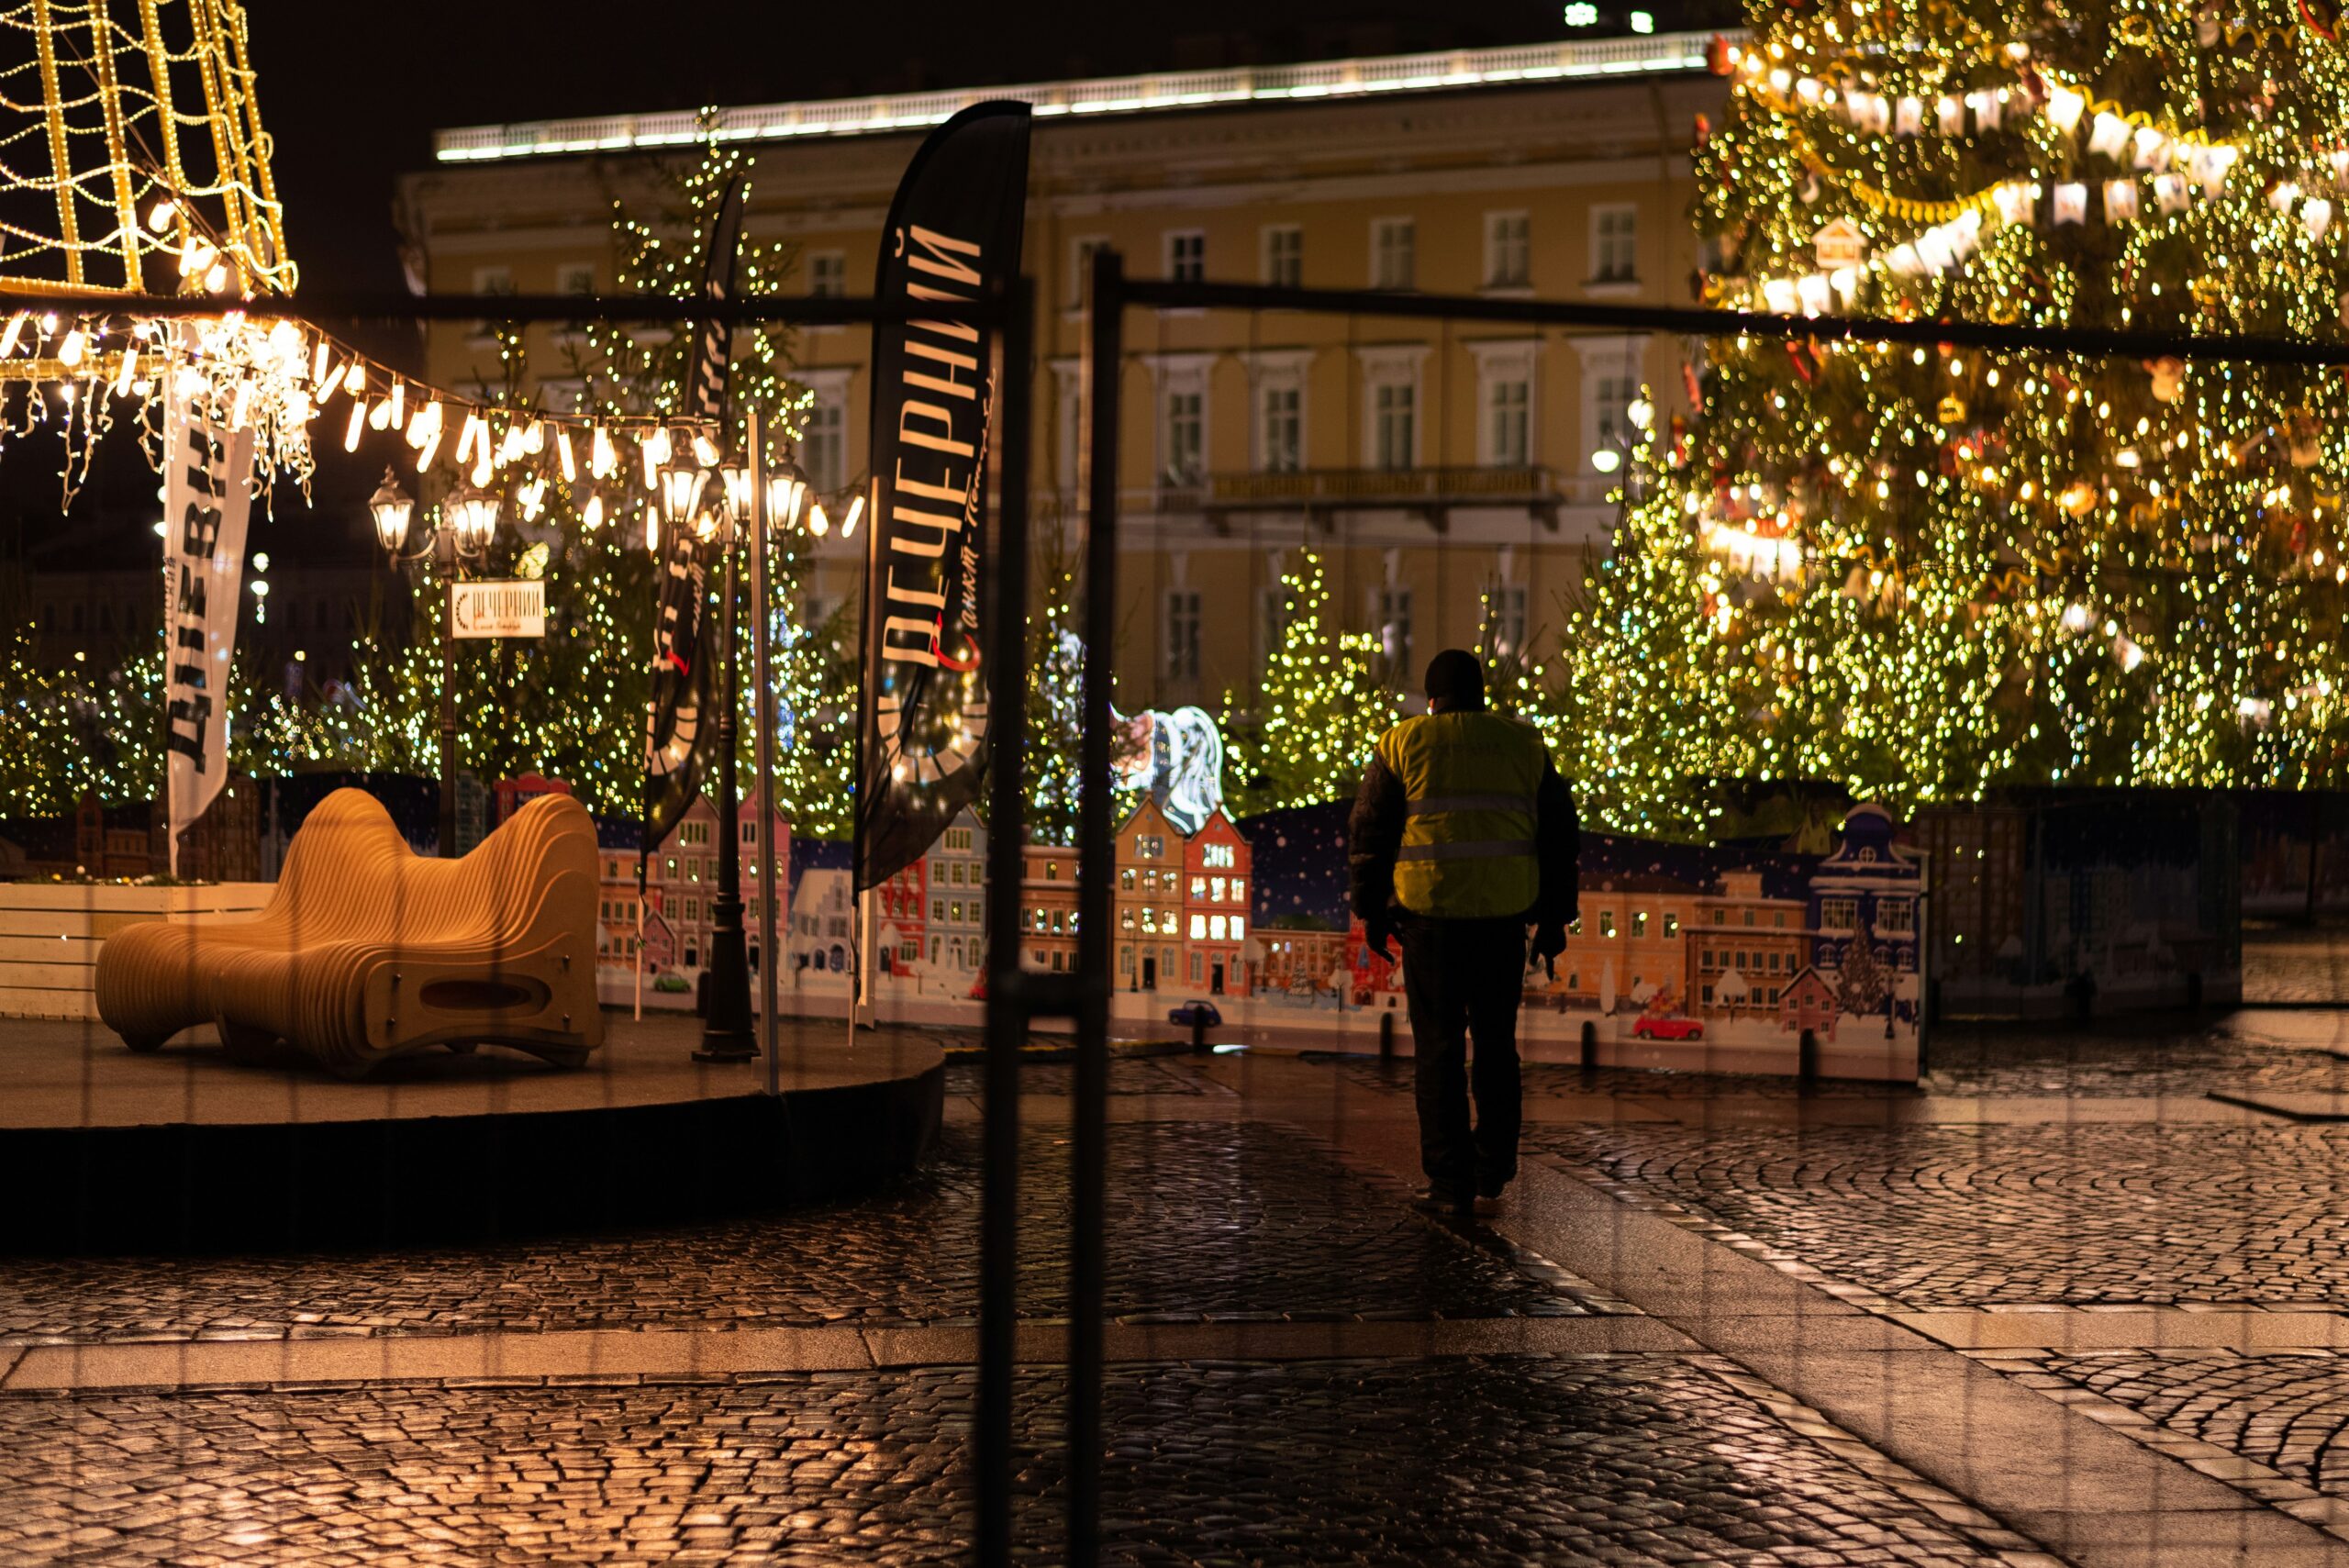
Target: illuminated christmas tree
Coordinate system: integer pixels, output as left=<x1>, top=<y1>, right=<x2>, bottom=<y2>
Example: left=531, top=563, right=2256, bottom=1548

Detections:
left=347, top=134, right=829, bottom=821
left=1609, top=2, right=2349, bottom=819
left=1223, top=549, right=1399, bottom=814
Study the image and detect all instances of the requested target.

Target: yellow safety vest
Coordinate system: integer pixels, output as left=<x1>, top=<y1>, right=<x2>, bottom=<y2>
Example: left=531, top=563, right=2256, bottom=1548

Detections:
left=1374, top=710, right=1547, bottom=918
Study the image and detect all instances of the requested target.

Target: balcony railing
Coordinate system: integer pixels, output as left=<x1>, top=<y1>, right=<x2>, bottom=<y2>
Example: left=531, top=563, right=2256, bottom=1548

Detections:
left=1195, top=464, right=1566, bottom=528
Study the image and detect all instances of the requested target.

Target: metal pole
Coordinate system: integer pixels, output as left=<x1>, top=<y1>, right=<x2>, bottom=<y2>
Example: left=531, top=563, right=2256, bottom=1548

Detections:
left=699, top=482, right=757, bottom=1062
left=976, top=276, right=1036, bottom=1568
left=438, top=528, right=458, bottom=859
left=1068, top=247, right=1122, bottom=1567
left=749, top=411, right=782, bottom=1092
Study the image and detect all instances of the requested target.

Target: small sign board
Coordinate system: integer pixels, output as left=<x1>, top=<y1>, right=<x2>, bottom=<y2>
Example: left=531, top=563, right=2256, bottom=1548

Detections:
left=1813, top=217, right=1867, bottom=269
left=450, top=578, right=546, bottom=639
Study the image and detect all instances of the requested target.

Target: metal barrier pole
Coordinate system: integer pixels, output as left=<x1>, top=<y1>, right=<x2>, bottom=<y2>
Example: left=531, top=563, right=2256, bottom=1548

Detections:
left=976, top=276, right=1037, bottom=1568
left=748, top=410, right=781, bottom=1092
left=1068, top=246, right=1124, bottom=1567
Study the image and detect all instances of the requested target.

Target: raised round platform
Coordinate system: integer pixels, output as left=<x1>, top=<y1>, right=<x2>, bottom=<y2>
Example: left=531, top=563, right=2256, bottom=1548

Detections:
left=0, top=1013, right=942, bottom=1253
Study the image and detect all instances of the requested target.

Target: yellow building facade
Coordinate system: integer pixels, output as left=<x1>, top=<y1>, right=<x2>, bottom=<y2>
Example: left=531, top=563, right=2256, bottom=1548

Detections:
left=398, top=36, right=1726, bottom=717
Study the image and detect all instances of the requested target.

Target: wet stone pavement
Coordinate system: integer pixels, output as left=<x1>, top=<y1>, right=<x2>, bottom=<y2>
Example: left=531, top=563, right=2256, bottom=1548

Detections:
left=0, top=1357, right=2040, bottom=1567
left=0, top=1120, right=1610, bottom=1346
left=1528, top=1120, right=2349, bottom=1309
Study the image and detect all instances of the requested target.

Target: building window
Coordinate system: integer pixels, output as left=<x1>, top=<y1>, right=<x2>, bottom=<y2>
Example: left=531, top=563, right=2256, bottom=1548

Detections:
left=804, top=393, right=846, bottom=494
left=1190, top=914, right=1207, bottom=940
left=1165, top=590, right=1202, bottom=681
left=1263, top=225, right=1302, bottom=288
left=1204, top=842, right=1236, bottom=870
left=808, top=251, right=847, bottom=297
left=1487, top=376, right=1530, bottom=467
left=1663, top=912, right=1680, bottom=939
left=1631, top=912, right=1649, bottom=938
left=1877, top=899, right=1915, bottom=934
left=1591, top=205, right=1638, bottom=284
left=1820, top=896, right=1859, bottom=931
left=1167, top=229, right=1206, bottom=284
left=1259, top=383, right=1301, bottom=473
left=1163, top=388, right=1202, bottom=485
left=1486, top=584, right=1528, bottom=655
left=1598, top=911, right=1617, bottom=938
left=557, top=262, right=596, bottom=295
left=1373, top=381, right=1415, bottom=471
left=1376, top=586, right=1412, bottom=679
left=1371, top=218, right=1415, bottom=290
left=1136, top=834, right=1163, bottom=859
left=1485, top=212, right=1530, bottom=288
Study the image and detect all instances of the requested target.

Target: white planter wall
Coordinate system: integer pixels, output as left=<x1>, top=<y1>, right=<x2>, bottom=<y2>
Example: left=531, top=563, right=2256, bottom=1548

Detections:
left=0, top=884, right=274, bottom=1021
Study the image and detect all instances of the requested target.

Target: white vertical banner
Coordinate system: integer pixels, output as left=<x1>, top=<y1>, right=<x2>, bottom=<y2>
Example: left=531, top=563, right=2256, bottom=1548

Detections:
left=161, top=395, right=256, bottom=877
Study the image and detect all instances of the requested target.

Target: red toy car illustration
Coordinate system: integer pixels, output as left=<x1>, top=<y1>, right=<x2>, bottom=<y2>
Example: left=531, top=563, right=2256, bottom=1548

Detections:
left=1631, top=1013, right=1704, bottom=1040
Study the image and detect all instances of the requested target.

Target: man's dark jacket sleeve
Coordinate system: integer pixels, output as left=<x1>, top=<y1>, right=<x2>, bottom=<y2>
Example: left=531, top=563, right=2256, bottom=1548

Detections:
left=1536, top=762, right=1579, bottom=929
left=1347, top=752, right=1405, bottom=922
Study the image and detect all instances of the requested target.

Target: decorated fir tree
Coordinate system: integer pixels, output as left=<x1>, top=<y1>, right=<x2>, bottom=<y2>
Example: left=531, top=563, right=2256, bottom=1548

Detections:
left=1223, top=549, right=1399, bottom=815
left=1611, top=1, right=2349, bottom=814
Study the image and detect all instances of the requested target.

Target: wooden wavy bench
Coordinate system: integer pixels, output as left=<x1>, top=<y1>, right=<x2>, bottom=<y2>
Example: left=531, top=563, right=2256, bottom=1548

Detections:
left=95, top=788, right=605, bottom=1078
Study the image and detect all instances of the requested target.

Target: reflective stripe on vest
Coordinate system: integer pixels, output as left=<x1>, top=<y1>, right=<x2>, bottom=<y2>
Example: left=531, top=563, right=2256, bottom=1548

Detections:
left=1374, top=710, right=1548, bottom=918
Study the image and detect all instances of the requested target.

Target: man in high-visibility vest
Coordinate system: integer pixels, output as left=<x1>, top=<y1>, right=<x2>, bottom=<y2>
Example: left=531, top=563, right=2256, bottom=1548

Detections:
left=1348, top=649, right=1577, bottom=1218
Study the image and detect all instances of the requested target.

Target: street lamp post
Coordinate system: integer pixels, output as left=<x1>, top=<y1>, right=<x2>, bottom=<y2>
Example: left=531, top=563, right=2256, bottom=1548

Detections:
left=695, top=459, right=756, bottom=1062
left=373, top=470, right=496, bottom=860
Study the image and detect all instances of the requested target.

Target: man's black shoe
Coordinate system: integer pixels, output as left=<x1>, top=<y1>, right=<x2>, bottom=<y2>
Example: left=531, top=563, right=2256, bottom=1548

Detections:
left=1412, top=1185, right=1475, bottom=1218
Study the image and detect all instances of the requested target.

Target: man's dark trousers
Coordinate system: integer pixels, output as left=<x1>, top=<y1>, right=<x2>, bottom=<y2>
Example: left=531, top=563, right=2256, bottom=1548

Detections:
left=1397, top=914, right=1528, bottom=1201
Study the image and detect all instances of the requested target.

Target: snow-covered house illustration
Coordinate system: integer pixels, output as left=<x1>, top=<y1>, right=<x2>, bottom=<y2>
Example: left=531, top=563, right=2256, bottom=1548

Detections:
left=793, top=868, right=855, bottom=977
left=1806, top=805, right=1920, bottom=979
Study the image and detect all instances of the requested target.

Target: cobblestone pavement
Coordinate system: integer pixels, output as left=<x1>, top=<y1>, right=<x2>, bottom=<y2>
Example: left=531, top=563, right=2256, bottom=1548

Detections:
left=2014, top=1350, right=2349, bottom=1496
left=0, top=1356, right=2043, bottom=1566
left=1923, top=1023, right=2349, bottom=1097
left=2245, top=928, right=2349, bottom=1006
left=1, top=1122, right=1610, bottom=1346
left=1529, top=1120, right=2349, bottom=1308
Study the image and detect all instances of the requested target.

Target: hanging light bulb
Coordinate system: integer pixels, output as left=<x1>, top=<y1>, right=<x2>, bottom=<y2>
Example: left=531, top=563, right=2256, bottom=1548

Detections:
left=583, top=493, right=606, bottom=531
left=311, top=340, right=331, bottom=384
left=841, top=493, right=865, bottom=539
left=591, top=424, right=617, bottom=479
left=389, top=380, right=406, bottom=427
left=344, top=361, right=365, bottom=396
left=556, top=427, right=576, bottom=482
left=369, top=396, right=393, bottom=432
left=645, top=509, right=661, bottom=553
left=147, top=198, right=177, bottom=233
left=57, top=324, right=84, bottom=368
left=343, top=398, right=366, bottom=452
left=692, top=431, right=721, bottom=468
left=808, top=500, right=831, bottom=537
left=112, top=345, right=138, bottom=398
left=0, top=313, right=28, bottom=357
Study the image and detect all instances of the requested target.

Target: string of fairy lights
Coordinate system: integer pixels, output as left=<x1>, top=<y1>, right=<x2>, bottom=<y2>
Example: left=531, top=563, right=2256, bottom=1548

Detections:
left=1567, top=0, right=2349, bottom=833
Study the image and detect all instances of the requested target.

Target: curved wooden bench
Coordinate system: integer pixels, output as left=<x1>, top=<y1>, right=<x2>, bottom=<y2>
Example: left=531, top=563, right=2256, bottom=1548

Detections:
left=95, top=788, right=604, bottom=1078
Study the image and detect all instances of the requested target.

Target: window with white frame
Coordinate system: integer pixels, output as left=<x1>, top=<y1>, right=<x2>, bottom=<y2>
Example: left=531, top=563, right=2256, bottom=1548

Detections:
left=557, top=262, right=596, bottom=296
left=1488, top=376, right=1530, bottom=467
left=1166, top=229, right=1206, bottom=284
left=1376, top=586, right=1414, bottom=680
left=1371, top=218, right=1415, bottom=290
left=803, top=389, right=847, bottom=493
left=1259, top=383, right=1301, bottom=473
left=1488, top=583, right=1529, bottom=654
left=1165, top=590, right=1202, bottom=681
left=1576, top=338, right=1646, bottom=473
left=1262, top=225, right=1302, bottom=288
left=1485, top=212, right=1531, bottom=288
left=1260, top=579, right=1293, bottom=672
left=1373, top=381, right=1415, bottom=470
left=1163, top=388, right=1203, bottom=484
left=1069, top=236, right=1108, bottom=308
left=1591, top=205, right=1638, bottom=283
left=808, top=251, right=846, bottom=297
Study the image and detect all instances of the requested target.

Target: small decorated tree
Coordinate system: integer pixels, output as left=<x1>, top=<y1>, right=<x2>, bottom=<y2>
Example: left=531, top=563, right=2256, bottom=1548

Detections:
left=1222, top=549, right=1400, bottom=816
